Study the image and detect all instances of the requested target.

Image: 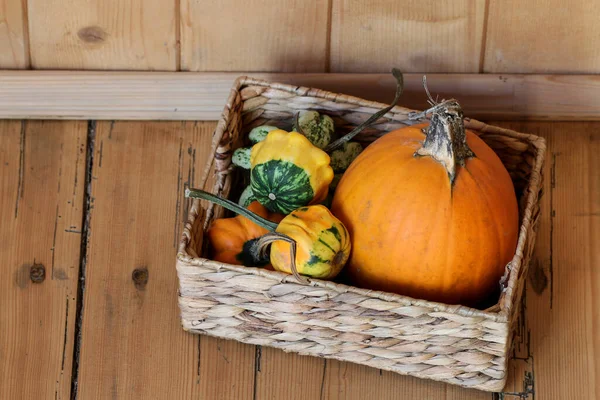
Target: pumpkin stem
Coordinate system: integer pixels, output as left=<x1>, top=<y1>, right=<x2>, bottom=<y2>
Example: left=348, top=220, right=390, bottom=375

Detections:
left=413, top=100, right=475, bottom=184
left=253, top=232, right=309, bottom=284
left=325, top=68, right=404, bottom=152
left=185, top=187, right=278, bottom=231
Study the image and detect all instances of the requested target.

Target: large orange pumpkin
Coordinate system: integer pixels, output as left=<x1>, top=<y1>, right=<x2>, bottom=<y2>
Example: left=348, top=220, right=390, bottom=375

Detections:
left=331, top=101, right=519, bottom=306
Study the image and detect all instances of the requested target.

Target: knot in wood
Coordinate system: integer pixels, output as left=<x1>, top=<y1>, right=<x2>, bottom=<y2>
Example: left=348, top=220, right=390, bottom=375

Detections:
left=77, top=26, right=108, bottom=44
left=132, top=268, right=149, bottom=290
left=30, top=263, right=46, bottom=283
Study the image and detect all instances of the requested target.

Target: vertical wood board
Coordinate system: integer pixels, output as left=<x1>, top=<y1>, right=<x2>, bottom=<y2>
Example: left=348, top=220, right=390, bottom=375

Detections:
left=0, top=120, right=87, bottom=399
left=490, top=121, right=600, bottom=399
left=75, top=121, right=255, bottom=399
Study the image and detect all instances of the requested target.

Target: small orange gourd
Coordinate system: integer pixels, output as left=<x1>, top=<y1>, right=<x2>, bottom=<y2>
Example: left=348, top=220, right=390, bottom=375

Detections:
left=331, top=100, right=519, bottom=306
left=208, top=201, right=284, bottom=267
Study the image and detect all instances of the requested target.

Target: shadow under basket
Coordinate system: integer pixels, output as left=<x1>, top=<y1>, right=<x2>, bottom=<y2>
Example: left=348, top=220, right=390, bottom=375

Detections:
left=176, top=76, right=546, bottom=392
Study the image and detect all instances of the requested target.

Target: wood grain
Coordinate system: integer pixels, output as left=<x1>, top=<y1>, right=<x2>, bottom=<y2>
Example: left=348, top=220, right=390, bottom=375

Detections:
left=321, top=360, right=488, bottom=400
left=197, top=338, right=255, bottom=399
left=330, top=0, right=486, bottom=72
left=27, top=0, right=177, bottom=70
left=74, top=121, right=255, bottom=399
left=490, top=121, right=600, bottom=399
left=484, top=0, right=600, bottom=73
left=0, top=121, right=87, bottom=399
left=2, top=71, right=600, bottom=121
left=180, top=0, right=329, bottom=72
left=0, top=0, right=29, bottom=68
left=254, top=349, right=325, bottom=400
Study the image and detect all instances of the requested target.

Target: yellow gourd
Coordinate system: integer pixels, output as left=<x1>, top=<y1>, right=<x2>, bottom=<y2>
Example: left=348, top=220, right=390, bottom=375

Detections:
left=250, top=130, right=333, bottom=214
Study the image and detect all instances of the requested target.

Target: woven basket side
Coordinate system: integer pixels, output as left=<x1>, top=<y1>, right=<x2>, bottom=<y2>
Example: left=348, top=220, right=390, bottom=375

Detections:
left=193, top=77, right=247, bottom=229
left=177, top=259, right=509, bottom=392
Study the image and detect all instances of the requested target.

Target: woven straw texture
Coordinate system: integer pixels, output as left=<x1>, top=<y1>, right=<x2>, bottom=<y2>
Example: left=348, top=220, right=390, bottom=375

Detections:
left=176, top=76, right=546, bottom=392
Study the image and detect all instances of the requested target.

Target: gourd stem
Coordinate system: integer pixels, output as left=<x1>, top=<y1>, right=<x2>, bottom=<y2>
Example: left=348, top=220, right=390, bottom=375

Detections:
left=185, top=187, right=278, bottom=231
left=325, top=68, right=404, bottom=152
left=253, top=232, right=308, bottom=284
left=413, top=99, right=475, bottom=184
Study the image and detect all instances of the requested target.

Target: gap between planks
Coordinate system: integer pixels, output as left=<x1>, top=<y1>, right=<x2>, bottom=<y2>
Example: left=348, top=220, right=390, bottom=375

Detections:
left=1, top=71, right=600, bottom=121
left=69, top=121, right=96, bottom=400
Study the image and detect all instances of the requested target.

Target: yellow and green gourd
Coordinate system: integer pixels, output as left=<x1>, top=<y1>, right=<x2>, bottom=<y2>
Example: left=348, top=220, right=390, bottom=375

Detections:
left=232, top=147, right=252, bottom=169
left=293, top=111, right=335, bottom=149
left=250, top=130, right=334, bottom=215
left=329, top=142, right=363, bottom=173
left=249, top=125, right=278, bottom=144
left=269, top=205, right=350, bottom=279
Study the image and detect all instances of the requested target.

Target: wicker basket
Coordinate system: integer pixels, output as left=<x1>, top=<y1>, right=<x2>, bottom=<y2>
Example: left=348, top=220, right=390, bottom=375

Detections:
left=176, top=76, right=546, bottom=392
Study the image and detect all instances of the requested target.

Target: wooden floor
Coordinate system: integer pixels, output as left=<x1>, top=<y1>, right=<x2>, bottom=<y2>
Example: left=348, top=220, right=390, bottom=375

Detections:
left=0, top=120, right=597, bottom=399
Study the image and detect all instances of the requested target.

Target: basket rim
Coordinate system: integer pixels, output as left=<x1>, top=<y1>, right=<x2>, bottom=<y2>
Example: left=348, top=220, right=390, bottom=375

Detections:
left=177, top=74, right=547, bottom=324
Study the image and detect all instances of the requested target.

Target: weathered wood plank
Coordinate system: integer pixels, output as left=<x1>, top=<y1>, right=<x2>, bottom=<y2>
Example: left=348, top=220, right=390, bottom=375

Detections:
left=330, top=0, right=486, bottom=72
left=490, top=121, right=600, bottom=399
left=75, top=121, right=256, bottom=399
left=321, top=360, right=488, bottom=400
left=0, top=0, right=29, bottom=68
left=27, top=0, right=177, bottom=69
left=2, top=72, right=600, bottom=121
left=180, top=0, right=329, bottom=72
left=255, top=350, right=325, bottom=400
left=0, top=120, right=87, bottom=399
left=197, top=337, right=255, bottom=399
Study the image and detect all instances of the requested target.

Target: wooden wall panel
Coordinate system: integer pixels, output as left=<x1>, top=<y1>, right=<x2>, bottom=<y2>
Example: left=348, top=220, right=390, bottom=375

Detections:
left=27, top=0, right=177, bottom=70
left=2, top=0, right=600, bottom=73
left=484, top=0, right=600, bottom=73
left=180, top=0, right=329, bottom=72
left=0, top=121, right=87, bottom=399
left=0, top=0, right=29, bottom=68
left=330, top=0, right=486, bottom=72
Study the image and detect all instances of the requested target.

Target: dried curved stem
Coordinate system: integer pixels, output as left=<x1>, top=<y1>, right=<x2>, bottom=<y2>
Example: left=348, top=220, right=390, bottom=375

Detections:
left=254, top=232, right=309, bottom=284
left=408, top=98, right=458, bottom=121
left=185, top=187, right=278, bottom=231
left=325, top=68, right=404, bottom=152
left=422, top=75, right=438, bottom=107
